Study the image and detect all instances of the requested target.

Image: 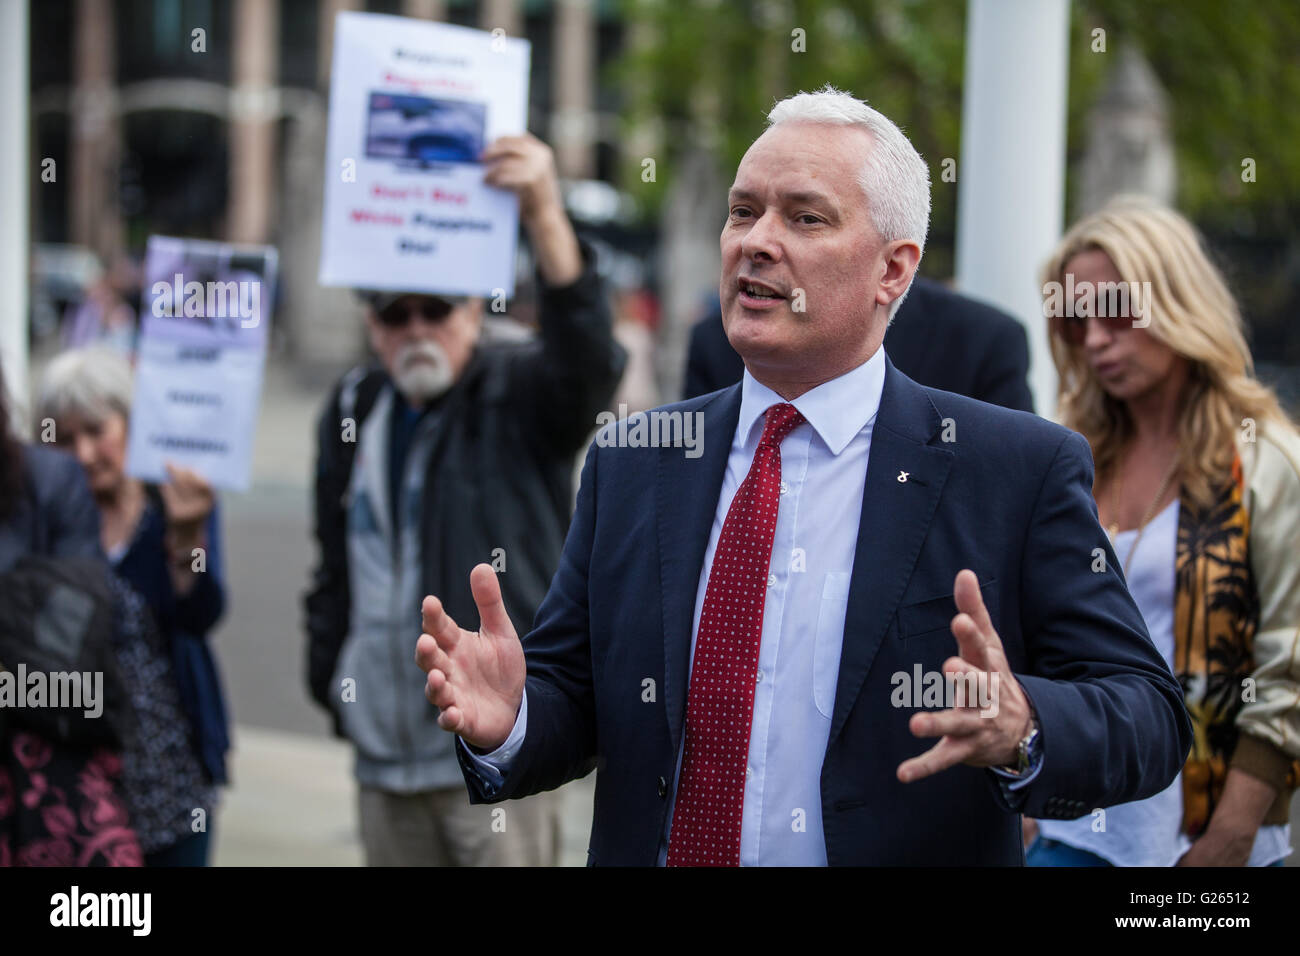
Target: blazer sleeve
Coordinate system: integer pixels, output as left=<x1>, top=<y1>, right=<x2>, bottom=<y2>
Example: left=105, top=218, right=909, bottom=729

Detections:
left=458, top=439, right=602, bottom=802
left=1011, top=430, right=1193, bottom=818
left=1232, top=424, right=1300, bottom=790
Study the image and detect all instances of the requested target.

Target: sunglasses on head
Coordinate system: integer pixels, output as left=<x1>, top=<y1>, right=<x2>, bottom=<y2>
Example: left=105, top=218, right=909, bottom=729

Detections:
left=377, top=297, right=460, bottom=328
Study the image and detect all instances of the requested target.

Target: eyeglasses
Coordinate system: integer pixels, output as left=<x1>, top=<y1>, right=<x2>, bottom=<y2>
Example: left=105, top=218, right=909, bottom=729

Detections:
left=377, top=298, right=460, bottom=328
left=1049, top=311, right=1138, bottom=347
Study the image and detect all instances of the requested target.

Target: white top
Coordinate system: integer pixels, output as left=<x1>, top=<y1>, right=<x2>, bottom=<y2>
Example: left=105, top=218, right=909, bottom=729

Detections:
left=1038, top=498, right=1292, bottom=866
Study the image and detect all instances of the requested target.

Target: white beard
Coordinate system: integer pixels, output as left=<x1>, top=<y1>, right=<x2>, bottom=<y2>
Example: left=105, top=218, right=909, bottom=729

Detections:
left=393, top=340, right=454, bottom=403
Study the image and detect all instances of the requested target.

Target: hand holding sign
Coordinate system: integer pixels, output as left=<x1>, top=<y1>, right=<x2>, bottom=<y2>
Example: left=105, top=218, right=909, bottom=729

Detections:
left=482, top=133, right=582, bottom=286
left=482, top=134, right=563, bottom=223
left=159, top=462, right=215, bottom=537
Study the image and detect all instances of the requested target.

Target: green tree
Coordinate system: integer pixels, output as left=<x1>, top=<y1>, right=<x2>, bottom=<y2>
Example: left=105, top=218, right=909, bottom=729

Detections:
left=614, top=0, right=1300, bottom=264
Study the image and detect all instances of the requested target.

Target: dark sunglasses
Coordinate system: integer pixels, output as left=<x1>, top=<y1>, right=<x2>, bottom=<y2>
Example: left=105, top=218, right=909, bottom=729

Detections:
left=377, top=298, right=460, bottom=328
left=1049, top=311, right=1138, bottom=347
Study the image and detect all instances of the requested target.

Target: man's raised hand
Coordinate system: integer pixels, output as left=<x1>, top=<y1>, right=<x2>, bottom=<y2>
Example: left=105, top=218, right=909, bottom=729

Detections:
left=415, top=563, right=526, bottom=752
left=896, top=569, right=1034, bottom=784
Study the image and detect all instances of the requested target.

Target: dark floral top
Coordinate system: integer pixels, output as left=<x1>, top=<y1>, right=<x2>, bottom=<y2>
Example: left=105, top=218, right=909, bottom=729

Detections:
left=0, top=731, right=142, bottom=866
left=107, top=574, right=215, bottom=854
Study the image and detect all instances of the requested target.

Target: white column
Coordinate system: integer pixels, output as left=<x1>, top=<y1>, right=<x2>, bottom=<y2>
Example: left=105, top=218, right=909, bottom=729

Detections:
left=229, top=0, right=280, bottom=244
left=552, top=0, right=596, bottom=179
left=955, top=0, right=1070, bottom=418
left=403, top=0, right=448, bottom=20
left=481, top=0, right=522, bottom=39
left=1, top=0, right=29, bottom=427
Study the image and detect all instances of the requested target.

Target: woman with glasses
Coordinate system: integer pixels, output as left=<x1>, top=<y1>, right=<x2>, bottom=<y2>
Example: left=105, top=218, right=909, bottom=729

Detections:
left=1026, top=197, right=1300, bottom=867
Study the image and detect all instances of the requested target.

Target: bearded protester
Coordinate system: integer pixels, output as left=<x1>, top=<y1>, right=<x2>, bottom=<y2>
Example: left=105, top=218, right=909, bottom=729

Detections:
left=304, top=133, right=625, bottom=866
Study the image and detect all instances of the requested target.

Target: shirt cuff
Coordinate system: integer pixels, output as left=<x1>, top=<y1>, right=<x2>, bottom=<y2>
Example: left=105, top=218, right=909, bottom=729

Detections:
left=458, top=691, right=529, bottom=789
left=988, top=742, right=1045, bottom=810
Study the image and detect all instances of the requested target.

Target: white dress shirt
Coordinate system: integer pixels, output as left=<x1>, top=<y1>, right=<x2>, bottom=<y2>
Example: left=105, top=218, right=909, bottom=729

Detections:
left=465, top=345, right=888, bottom=865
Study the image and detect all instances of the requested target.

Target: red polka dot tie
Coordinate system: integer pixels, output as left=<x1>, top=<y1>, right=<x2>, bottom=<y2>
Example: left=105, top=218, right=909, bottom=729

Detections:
left=666, top=402, right=806, bottom=867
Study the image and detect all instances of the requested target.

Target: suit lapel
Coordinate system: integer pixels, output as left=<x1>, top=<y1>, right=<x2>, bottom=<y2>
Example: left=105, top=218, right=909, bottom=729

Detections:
left=829, top=358, right=954, bottom=744
left=657, top=386, right=741, bottom=754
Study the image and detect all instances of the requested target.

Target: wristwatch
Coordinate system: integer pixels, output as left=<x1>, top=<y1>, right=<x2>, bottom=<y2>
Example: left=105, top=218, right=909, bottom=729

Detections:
left=1000, top=715, right=1042, bottom=777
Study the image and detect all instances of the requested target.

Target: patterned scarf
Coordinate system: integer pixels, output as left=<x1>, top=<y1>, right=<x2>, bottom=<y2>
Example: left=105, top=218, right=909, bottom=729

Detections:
left=1173, top=453, right=1286, bottom=835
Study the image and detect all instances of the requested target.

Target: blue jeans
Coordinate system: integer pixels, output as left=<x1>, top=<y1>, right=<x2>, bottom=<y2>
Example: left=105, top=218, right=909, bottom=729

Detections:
left=145, top=828, right=212, bottom=867
left=1026, top=837, right=1112, bottom=867
left=1027, top=837, right=1287, bottom=867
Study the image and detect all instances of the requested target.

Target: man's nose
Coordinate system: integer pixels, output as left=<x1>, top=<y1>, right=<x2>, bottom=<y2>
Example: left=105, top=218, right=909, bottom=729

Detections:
left=739, top=210, right=783, bottom=262
left=409, top=317, right=440, bottom=340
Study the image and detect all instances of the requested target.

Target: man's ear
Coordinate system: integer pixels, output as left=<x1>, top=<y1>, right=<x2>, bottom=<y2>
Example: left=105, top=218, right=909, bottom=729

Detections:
left=876, top=240, right=922, bottom=312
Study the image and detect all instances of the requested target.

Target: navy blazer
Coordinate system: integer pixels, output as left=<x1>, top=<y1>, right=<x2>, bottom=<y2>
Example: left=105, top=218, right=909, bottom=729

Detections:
left=459, top=356, right=1192, bottom=865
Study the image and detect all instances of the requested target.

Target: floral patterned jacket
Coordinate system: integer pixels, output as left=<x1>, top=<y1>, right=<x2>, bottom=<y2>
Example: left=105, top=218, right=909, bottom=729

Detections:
left=1175, top=417, right=1300, bottom=835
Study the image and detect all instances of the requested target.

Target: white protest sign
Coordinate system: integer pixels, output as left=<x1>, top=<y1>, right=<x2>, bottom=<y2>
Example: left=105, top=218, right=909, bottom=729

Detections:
left=125, top=236, right=277, bottom=492
left=319, top=12, right=531, bottom=296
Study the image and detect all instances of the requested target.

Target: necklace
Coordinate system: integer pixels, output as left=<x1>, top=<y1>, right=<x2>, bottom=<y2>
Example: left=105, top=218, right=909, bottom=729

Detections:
left=1108, top=455, right=1180, bottom=577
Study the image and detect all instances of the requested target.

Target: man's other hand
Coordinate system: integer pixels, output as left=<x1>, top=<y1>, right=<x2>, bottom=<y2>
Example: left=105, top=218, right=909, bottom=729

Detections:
left=897, top=569, right=1034, bottom=783
left=416, top=563, right=526, bottom=752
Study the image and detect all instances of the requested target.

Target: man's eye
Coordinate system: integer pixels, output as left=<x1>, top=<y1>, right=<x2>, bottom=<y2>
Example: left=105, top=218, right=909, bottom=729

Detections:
left=798, top=214, right=821, bottom=225
left=730, top=207, right=752, bottom=219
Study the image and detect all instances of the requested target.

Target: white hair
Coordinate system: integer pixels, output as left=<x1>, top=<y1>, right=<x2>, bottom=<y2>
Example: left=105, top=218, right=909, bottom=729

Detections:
left=36, top=347, right=134, bottom=428
left=766, top=85, right=931, bottom=317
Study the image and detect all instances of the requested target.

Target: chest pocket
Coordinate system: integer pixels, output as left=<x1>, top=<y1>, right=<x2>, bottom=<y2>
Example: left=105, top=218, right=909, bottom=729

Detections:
left=896, top=578, right=999, bottom=641
left=813, top=572, right=852, bottom=719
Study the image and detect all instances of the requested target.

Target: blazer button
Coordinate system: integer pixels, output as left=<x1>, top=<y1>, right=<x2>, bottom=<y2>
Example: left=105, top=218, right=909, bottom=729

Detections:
left=657, top=776, right=668, bottom=799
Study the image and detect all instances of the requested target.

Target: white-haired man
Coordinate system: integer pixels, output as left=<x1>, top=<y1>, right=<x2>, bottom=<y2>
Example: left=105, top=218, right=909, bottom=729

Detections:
left=415, top=88, right=1190, bottom=865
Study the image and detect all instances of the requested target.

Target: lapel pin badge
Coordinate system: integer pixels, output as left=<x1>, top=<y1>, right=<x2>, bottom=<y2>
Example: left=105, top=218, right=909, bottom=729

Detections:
left=897, top=470, right=909, bottom=483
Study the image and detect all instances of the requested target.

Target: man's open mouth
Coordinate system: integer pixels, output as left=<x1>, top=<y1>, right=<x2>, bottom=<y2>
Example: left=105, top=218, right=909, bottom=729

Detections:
left=738, top=278, right=784, bottom=300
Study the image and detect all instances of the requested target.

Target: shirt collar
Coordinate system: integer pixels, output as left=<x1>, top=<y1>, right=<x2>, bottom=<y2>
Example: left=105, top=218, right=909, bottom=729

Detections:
left=736, top=345, right=888, bottom=456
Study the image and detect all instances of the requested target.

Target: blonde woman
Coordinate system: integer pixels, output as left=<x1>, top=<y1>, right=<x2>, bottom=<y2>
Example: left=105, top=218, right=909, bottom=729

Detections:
left=1024, top=197, right=1300, bottom=867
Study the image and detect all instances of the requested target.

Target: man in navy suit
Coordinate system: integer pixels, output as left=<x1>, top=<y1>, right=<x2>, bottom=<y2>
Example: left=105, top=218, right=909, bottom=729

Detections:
left=416, top=87, right=1190, bottom=865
